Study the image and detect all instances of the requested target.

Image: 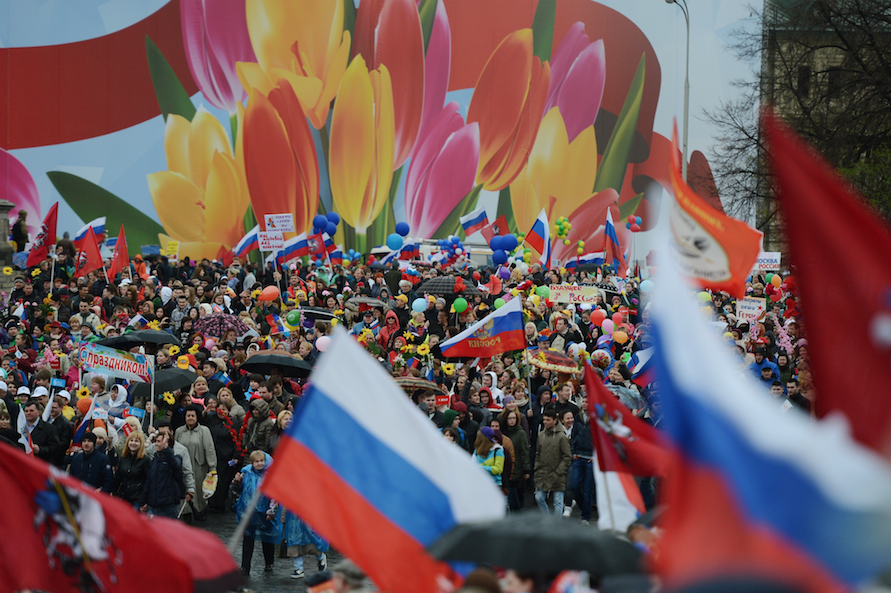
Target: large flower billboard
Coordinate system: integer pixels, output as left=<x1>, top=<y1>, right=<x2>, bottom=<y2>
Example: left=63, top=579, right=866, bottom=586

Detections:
left=0, top=0, right=720, bottom=262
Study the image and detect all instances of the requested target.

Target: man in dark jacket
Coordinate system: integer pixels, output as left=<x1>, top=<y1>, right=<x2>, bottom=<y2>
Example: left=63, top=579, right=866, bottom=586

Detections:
left=534, top=410, right=572, bottom=514
left=21, top=401, right=59, bottom=464
left=68, top=432, right=115, bottom=492
left=47, top=397, right=73, bottom=466
left=140, top=430, right=184, bottom=518
left=569, top=402, right=596, bottom=525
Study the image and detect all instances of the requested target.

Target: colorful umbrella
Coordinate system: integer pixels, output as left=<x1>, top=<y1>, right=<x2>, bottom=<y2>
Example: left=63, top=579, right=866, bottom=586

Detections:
left=193, top=313, right=252, bottom=338
left=524, top=348, right=582, bottom=374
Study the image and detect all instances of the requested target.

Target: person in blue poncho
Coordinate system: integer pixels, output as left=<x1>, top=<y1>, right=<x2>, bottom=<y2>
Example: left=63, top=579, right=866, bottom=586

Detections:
left=231, top=450, right=281, bottom=576
left=284, top=511, right=329, bottom=579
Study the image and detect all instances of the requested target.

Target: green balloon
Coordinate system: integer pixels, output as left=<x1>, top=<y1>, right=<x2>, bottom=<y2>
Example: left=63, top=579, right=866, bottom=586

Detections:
left=286, top=310, right=301, bottom=325
left=536, top=285, right=550, bottom=298
left=453, top=297, right=468, bottom=313
left=494, top=298, right=506, bottom=309
left=765, top=272, right=775, bottom=283
left=697, top=291, right=712, bottom=303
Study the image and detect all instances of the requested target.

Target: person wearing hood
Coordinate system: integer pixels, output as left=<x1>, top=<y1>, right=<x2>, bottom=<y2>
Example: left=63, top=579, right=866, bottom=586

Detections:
left=244, top=397, right=275, bottom=455
left=376, top=309, right=401, bottom=350
left=453, top=401, right=479, bottom=454
left=468, top=387, right=492, bottom=427
left=441, top=409, right=466, bottom=449
left=473, top=426, right=505, bottom=488
left=232, top=450, right=281, bottom=576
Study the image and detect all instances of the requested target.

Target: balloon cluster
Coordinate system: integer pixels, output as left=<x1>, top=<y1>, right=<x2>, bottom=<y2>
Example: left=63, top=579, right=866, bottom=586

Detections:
left=346, top=248, right=361, bottom=263
left=625, top=216, right=643, bottom=233
left=313, top=212, right=341, bottom=238
left=489, top=233, right=519, bottom=266
left=434, top=235, right=467, bottom=262
left=554, top=216, right=572, bottom=245
left=575, top=240, right=585, bottom=256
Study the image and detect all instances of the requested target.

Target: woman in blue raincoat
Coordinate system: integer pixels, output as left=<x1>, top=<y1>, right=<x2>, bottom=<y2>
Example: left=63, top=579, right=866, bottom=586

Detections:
left=231, top=450, right=281, bottom=576
left=284, top=511, right=329, bottom=579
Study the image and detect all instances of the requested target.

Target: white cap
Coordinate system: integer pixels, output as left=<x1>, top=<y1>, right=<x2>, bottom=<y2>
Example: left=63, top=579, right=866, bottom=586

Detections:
left=58, top=390, right=71, bottom=400
left=17, top=386, right=30, bottom=396
left=32, top=386, right=49, bottom=398
left=0, top=381, right=7, bottom=392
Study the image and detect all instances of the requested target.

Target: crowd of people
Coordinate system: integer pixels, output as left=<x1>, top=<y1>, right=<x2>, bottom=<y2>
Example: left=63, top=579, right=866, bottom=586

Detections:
left=0, top=236, right=812, bottom=591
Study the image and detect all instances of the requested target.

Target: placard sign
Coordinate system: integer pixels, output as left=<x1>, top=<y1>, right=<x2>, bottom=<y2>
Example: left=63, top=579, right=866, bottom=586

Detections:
left=751, top=252, right=782, bottom=272
left=736, top=297, right=767, bottom=324
left=549, top=284, right=601, bottom=304
left=258, top=232, right=284, bottom=251
left=264, top=213, right=295, bottom=234
left=79, top=342, right=153, bottom=383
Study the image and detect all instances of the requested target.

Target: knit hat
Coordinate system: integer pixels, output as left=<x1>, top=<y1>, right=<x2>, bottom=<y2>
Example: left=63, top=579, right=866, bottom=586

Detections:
left=450, top=401, right=467, bottom=413
left=480, top=426, right=497, bottom=442
left=92, top=427, right=108, bottom=439
left=77, top=398, right=92, bottom=415
left=502, top=395, right=516, bottom=405
left=443, top=409, right=459, bottom=427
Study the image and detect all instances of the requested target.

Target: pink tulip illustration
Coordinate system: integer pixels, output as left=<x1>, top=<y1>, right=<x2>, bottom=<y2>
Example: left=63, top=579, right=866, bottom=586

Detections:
left=0, top=148, right=42, bottom=238
left=546, top=22, right=606, bottom=143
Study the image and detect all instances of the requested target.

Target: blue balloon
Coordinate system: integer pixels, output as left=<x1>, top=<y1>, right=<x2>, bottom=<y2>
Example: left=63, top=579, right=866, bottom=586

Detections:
left=412, top=298, right=427, bottom=313
left=395, top=221, right=411, bottom=237
left=626, top=222, right=632, bottom=229
left=450, top=236, right=460, bottom=244
left=490, top=235, right=503, bottom=251
left=501, top=234, right=518, bottom=251
left=386, top=233, right=403, bottom=251
left=326, top=212, right=341, bottom=225
left=313, top=215, right=328, bottom=231
left=492, top=250, right=508, bottom=265
left=326, top=222, right=337, bottom=236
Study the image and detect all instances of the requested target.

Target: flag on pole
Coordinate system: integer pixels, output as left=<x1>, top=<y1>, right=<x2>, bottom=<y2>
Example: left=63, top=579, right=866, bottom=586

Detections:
left=73, top=217, right=106, bottom=247
left=601, top=209, right=625, bottom=277
left=480, top=215, right=509, bottom=243
left=262, top=329, right=504, bottom=593
left=460, top=207, right=489, bottom=236
left=439, top=297, right=526, bottom=358
left=524, top=209, right=552, bottom=268
left=668, top=124, right=761, bottom=297
left=26, top=202, right=58, bottom=268
left=106, top=224, right=129, bottom=280
left=651, top=256, right=891, bottom=593
left=73, top=227, right=104, bottom=278
left=232, top=225, right=260, bottom=259
left=765, top=112, right=891, bottom=454
left=265, top=313, right=290, bottom=336
left=593, top=463, right=646, bottom=532
left=16, top=404, right=33, bottom=454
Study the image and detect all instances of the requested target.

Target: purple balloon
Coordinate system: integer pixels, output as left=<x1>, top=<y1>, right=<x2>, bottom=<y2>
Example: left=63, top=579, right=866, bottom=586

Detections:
left=498, top=266, right=511, bottom=280
left=302, top=318, right=315, bottom=329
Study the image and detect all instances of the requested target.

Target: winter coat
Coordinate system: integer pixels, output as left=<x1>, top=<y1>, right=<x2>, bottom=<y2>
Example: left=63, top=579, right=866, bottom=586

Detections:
left=175, top=422, right=217, bottom=471
left=504, top=423, right=531, bottom=481
left=376, top=309, right=401, bottom=349
left=244, top=399, right=275, bottom=454
left=474, top=444, right=505, bottom=486
left=140, top=447, right=185, bottom=508
left=534, top=425, right=571, bottom=492
left=232, top=452, right=281, bottom=543
left=68, top=449, right=115, bottom=492
left=115, top=454, right=151, bottom=503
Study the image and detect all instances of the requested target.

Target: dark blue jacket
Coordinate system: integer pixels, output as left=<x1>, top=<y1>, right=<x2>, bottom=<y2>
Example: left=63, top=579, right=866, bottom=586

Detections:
left=69, top=450, right=115, bottom=492
left=570, top=417, right=593, bottom=459
left=140, top=447, right=184, bottom=508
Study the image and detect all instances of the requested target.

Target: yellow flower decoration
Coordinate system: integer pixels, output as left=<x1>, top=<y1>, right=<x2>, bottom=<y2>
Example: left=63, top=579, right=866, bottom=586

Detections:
left=333, top=309, right=344, bottom=316
left=251, top=289, right=262, bottom=300
left=31, top=268, right=41, bottom=277
left=417, top=344, right=430, bottom=356
left=442, top=363, right=456, bottom=376
left=402, top=331, right=413, bottom=342
left=189, top=344, right=200, bottom=355
left=162, top=391, right=176, bottom=405
left=76, top=386, right=90, bottom=400
left=330, top=318, right=339, bottom=328
left=2, top=267, right=11, bottom=275
left=168, top=345, right=180, bottom=356
left=148, top=320, right=160, bottom=330
left=400, top=345, right=410, bottom=353
left=43, top=297, right=51, bottom=305
left=360, top=328, right=374, bottom=340
left=97, top=323, right=107, bottom=330
left=538, top=352, right=547, bottom=362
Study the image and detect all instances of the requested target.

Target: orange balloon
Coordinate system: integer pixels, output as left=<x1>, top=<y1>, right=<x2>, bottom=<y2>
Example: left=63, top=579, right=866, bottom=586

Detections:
left=257, top=285, right=280, bottom=301
left=771, top=275, right=782, bottom=287
left=612, top=330, right=629, bottom=344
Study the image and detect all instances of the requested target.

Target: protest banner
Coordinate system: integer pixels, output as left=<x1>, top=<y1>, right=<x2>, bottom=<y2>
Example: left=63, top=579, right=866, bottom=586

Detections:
left=264, top=213, right=295, bottom=234
left=79, top=342, right=153, bottom=383
left=550, top=284, right=602, bottom=304
left=258, top=232, right=284, bottom=251
left=751, top=251, right=782, bottom=272
left=736, top=297, right=767, bottom=324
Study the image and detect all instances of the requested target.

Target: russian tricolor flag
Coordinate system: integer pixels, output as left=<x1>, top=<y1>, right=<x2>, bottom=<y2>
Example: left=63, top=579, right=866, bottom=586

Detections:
left=628, top=347, right=654, bottom=388
left=330, top=247, right=343, bottom=267
left=652, top=260, right=891, bottom=593
left=602, top=209, right=626, bottom=277
left=74, top=217, right=106, bottom=247
left=399, top=239, right=419, bottom=261
left=379, top=250, right=399, bottom=265
left=439, top=297, right=526, bottom=358
left=460, top=207, right=489, bottom=236
left=262, top=329, right=505, bottom=593
left=232, top=224, right=260, bottom=259
left=524, top=208, right=551, bottom=268
left=283, top=233, right=309, bottom=260
left=265, top=313, right=289, bottom=336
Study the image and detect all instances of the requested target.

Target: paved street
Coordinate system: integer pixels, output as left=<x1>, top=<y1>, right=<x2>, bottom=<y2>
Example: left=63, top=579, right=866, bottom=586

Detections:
left=197, top=511, right=343, bottom=593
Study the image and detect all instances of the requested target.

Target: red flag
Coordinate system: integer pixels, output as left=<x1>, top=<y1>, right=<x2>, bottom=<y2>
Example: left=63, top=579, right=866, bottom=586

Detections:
left=25, top=202, right=58, bottom=268
left=74, top=227, right=103, bottom=278
left=216, top=244, right=234, bottom=267
left=106, top=224, right=129, bottom=280
left=480, top=215, right=509, bottom=243
left=764, top=112, right=891, bottom=455
left=307, top=233, right=328, bottom=260
left=0, top=445, right=243, bottom=592
left=668, top=125, right=762, bottom=297
left=584, top=362, right=671, bottom=476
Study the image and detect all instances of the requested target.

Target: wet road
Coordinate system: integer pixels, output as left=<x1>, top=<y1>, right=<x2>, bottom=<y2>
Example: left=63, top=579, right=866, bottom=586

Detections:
left=197, top=511, right=344, bottom=593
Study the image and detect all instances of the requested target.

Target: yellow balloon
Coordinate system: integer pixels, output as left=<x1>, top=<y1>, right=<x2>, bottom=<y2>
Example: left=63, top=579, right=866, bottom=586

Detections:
left=532, top=295, right=541, bottom=306
left=511, top=288, right=520, bottom=297
left=612, top=331, right=629, bottom=344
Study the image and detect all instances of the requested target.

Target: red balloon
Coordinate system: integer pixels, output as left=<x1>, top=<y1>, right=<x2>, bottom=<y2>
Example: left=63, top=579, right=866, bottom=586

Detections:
left=592, top=309, right=607, bottom=321
left=257, top=285, right=280, bottom=301
left=472, top=271, right=481, bottom=281
left=630, top=223, right=640, bottom=232
left=611, top=312, right=623, bottom=325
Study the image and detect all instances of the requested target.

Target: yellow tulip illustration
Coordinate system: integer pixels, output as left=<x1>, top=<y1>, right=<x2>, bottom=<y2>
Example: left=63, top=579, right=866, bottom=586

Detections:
left=148, top=109, right=250, bottom=261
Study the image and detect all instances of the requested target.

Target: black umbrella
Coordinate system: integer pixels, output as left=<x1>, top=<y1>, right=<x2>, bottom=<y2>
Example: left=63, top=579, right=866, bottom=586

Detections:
left=300, top=307, right=339, bottom=321
left=414, top=275, right=483, bottom=297
left=240, top=350, right=312, bottom=378
left=344, top=297, right=386, bottom=310
left=130, top=367, right=198, bottom=400
left=427, top=512, right=642, bottom=576
left=97, top=329, right=182, bottom=350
